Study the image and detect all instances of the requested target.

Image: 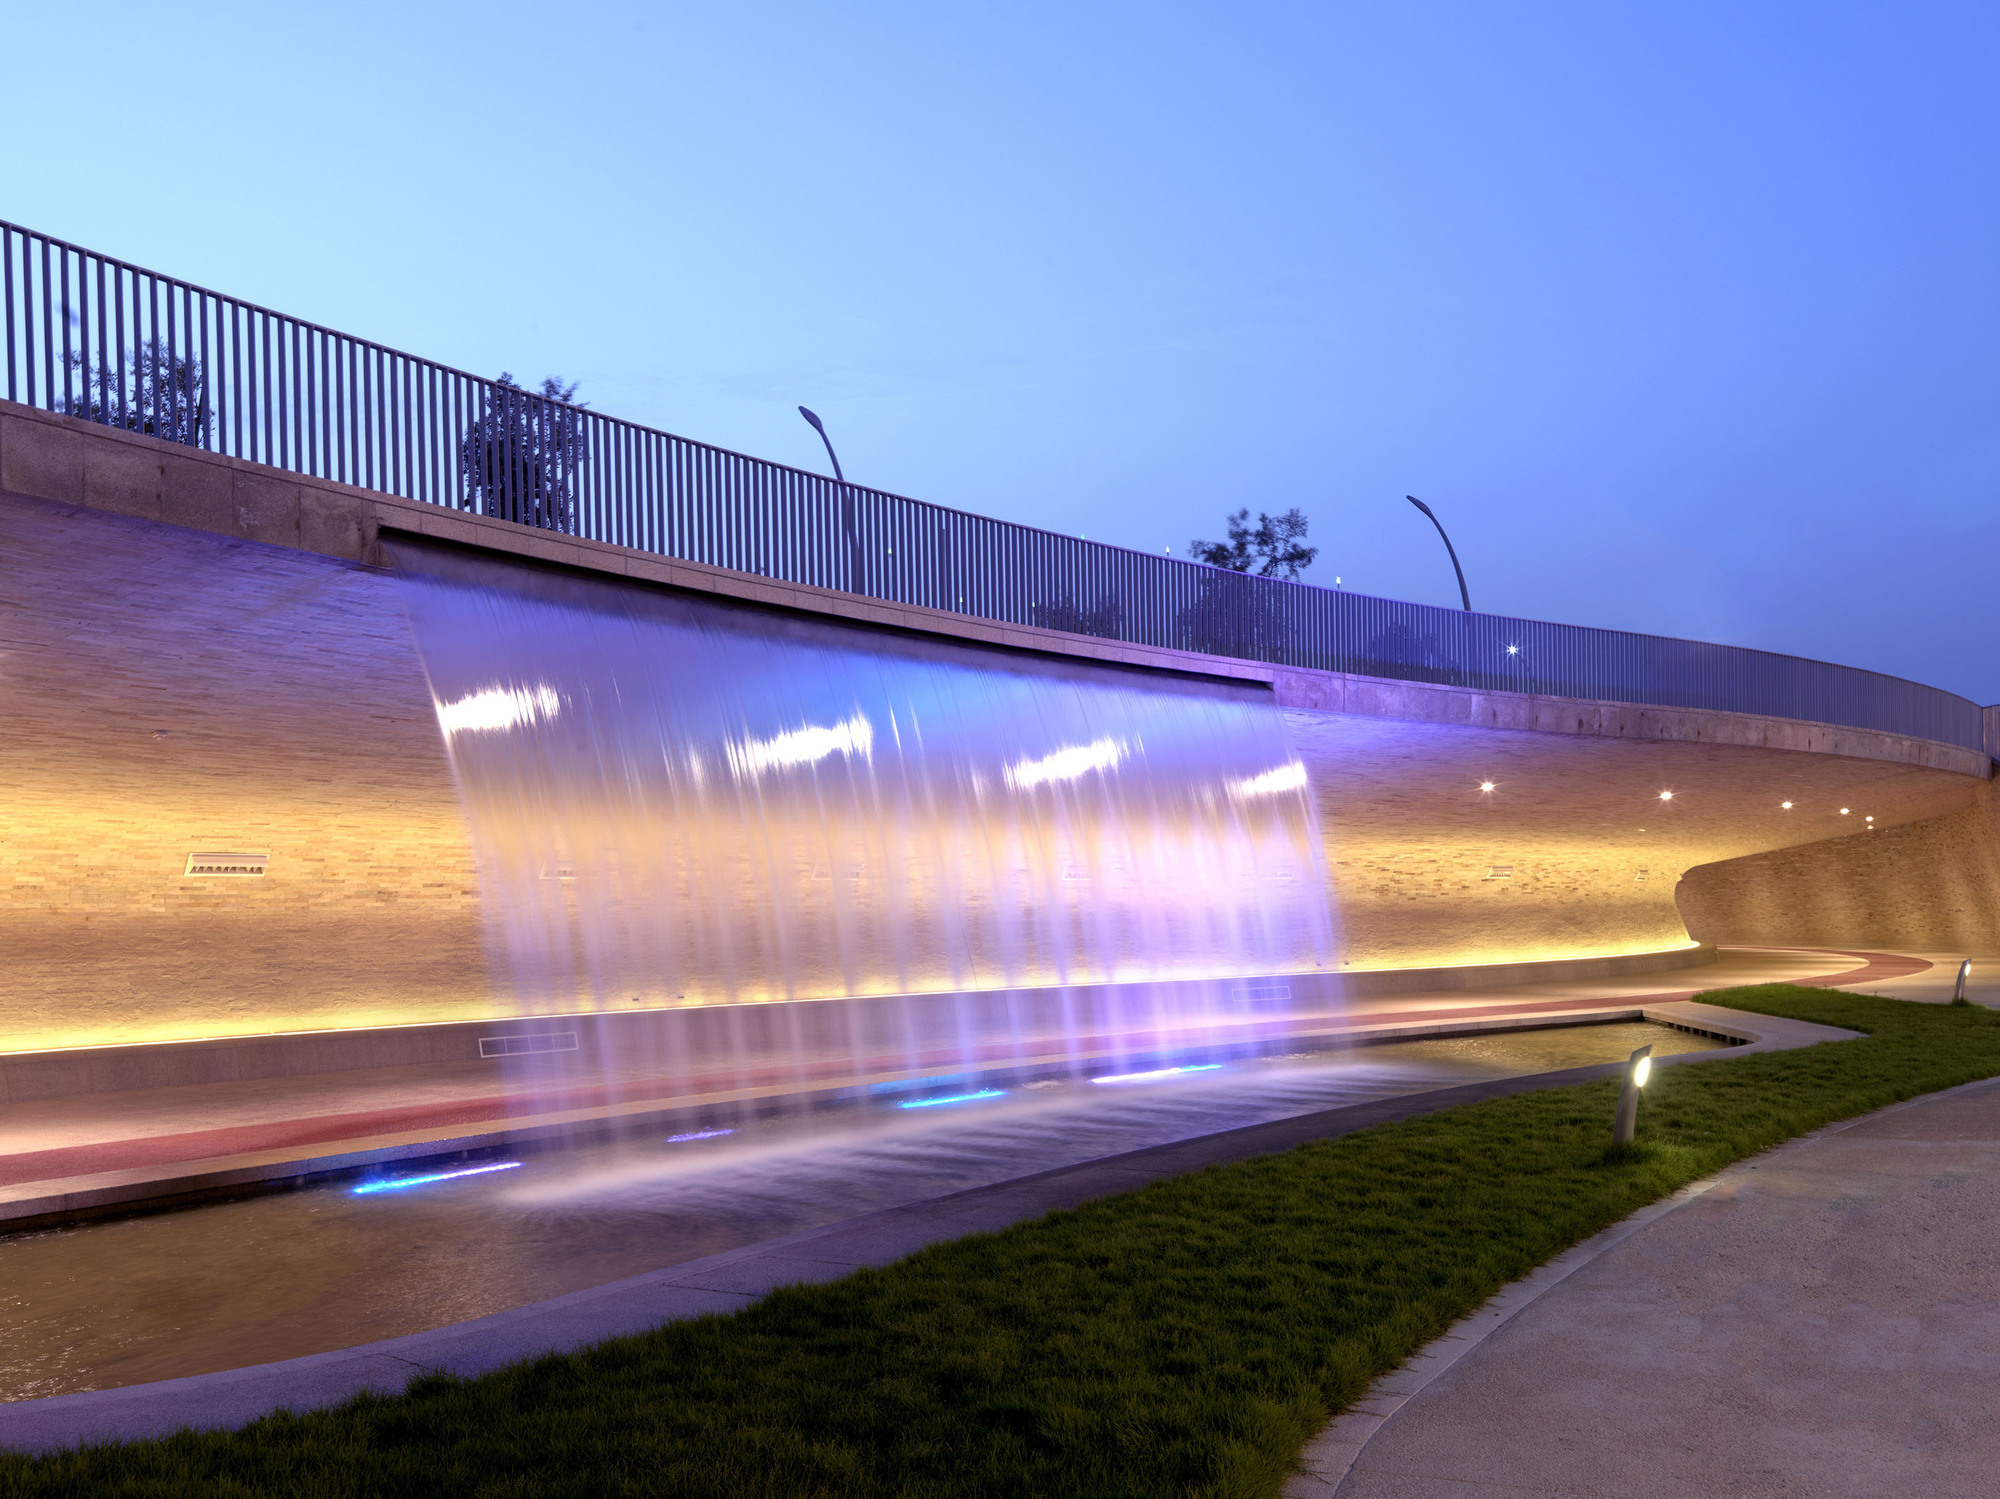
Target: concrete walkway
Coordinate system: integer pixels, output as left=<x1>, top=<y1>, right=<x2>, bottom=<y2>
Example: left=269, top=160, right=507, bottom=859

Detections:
left=1297, top=1072, right=2000, bottom=1497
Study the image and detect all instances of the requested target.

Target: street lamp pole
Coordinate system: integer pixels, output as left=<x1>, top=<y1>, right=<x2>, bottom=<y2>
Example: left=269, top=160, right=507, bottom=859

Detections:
left=1406, top=495, right=1471, bottom=612
left=798, top=405, right=844, bottom=484
left=800, top=406, right=864, bottom=594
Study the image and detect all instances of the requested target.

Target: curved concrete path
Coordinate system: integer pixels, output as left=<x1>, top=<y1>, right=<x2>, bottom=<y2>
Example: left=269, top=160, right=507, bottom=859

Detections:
left=1293, top=1071, right=2000, bottom=1497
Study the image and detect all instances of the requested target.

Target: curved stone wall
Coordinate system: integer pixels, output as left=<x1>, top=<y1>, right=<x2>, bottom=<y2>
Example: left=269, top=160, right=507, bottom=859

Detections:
left=4, top=481, right=1988, bottom=1054
left=1678, top=778, right=2000, bottom=953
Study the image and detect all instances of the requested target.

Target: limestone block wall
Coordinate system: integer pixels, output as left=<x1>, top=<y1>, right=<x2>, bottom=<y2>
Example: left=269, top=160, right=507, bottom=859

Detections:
left=1, top=493, right=489, bottom=1051
left=1677, top=777, right=2000, bottom=952
left=5, top=397, right=1994, bottom=1052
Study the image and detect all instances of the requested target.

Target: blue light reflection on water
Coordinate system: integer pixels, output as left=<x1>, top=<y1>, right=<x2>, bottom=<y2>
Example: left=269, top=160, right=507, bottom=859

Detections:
left=351, top=1162, right=523, bottom=1196
left=897, top=1089, right=1006, bottom=1109
left=1090, top=1063, right=1223, bottom=1085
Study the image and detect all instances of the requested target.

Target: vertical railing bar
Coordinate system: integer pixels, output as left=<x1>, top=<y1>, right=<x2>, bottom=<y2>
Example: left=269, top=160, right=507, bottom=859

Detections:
left=449, top=371, right=463, bottom=509
left=196, top=288, right=212, bottom=450
left=111, top=263, right=128, bottom=430
left=91, top=255, right=108, bottom=428
left=166, top=276, right=179, bottom=443
left=1, top=226, right=14, bottom=404
left=38, top=235, right=55, bottom=412
left=334, top=337, right=347, bottom=486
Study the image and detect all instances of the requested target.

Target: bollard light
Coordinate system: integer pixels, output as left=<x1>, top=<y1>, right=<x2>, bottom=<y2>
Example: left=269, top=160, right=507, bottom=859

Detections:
left=1612, top=1043, right=1653, bottom=1145
left=1953, top=959, right=1973, bottom=1006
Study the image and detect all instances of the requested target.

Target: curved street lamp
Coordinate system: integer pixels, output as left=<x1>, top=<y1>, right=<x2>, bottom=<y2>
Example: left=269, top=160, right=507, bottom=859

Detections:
left=800, top=406, right=864, bottom=592
left=798, top=405, right=845, bottom=484
left=1406, top=495, right=1471, bottom=612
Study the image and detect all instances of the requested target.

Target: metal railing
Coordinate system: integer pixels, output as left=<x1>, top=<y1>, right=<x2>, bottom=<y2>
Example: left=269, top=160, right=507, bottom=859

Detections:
left=1, top=218, right=1984, bottom=753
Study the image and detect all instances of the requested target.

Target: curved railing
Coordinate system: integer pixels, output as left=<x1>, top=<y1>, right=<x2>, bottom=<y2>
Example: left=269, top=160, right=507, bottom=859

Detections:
left=0, top=218, right=1983, bottom=753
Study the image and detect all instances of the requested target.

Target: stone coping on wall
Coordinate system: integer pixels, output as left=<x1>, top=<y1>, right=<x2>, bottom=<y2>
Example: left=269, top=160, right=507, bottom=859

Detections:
left=1, top=398, right=1988, bottom=779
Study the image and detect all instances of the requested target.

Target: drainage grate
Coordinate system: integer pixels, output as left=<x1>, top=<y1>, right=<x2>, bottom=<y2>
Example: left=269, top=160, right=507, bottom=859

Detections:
left=185, top=852, right=270, bottom=878
left=478, top=1031, right=580, bottom=1059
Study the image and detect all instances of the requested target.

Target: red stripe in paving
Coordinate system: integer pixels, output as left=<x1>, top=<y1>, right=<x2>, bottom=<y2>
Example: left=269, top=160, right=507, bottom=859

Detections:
left=0, top=950, right=1928, bottom=1189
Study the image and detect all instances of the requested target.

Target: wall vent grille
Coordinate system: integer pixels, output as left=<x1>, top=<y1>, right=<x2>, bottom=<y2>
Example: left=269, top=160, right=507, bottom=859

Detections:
left=185, top=852, right=269, bottom=878
left=478, top=1031, right=580, bottom=1059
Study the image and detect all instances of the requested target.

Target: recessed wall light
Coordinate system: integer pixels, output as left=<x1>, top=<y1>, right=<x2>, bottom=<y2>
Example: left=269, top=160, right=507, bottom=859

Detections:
left=1658, top=791, right=1675, bottom=801
left=1840, top=808, right=1851, bottom=815
left=1780, top=801, right=1793, bottom=809
left=1479, top=781, right=1496, bottom=793
left=1485, top=865, right=1514, bottom=880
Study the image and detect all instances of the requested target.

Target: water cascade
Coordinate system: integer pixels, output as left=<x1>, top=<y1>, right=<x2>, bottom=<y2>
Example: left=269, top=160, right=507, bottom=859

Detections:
left=392, top=541, right=1338, bottom=1108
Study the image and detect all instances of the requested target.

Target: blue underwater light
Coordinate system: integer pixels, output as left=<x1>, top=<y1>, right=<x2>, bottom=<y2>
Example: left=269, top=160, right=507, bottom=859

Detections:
left=898, top=1089, right=1006, bottom=1109
left=666, top=1128, right=736, bottom=1143
left=351, top=1161, right=523, bottom=1195
left=1089, top=1064, right=1222, bottom=1085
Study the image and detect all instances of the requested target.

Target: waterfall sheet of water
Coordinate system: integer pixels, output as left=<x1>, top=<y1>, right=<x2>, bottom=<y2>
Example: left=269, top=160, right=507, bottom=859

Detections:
left=390, top=540, right=1339, bottom=1090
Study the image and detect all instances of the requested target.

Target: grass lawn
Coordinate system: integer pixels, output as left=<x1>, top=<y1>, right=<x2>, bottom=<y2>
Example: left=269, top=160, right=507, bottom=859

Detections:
left=6, top=983, right=1999, bottom=1498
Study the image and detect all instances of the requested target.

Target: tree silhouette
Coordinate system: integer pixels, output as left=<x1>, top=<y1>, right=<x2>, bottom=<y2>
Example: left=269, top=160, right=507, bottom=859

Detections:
left=1188, top=507, right=1318, bottom=580
left=461, top=374, right=587, bottom=532
left=56, top=338, right=211, bottom=447
left=1030, top=593, right=1125, bottom=639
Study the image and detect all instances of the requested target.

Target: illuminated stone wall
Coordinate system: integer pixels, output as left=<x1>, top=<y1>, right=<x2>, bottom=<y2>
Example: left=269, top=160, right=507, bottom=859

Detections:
left=1678, top=778, right=2000, bottom=952
left=0, top=495, right=489, bottom=1051
left=1290, top=711, right=1987, bottom=972
left=2, top=471, right=1989, bottom=1054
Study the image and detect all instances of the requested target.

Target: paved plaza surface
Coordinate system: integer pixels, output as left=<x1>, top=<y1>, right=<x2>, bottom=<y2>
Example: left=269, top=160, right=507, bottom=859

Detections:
left=1310, top=989, right=2000, bottom=1498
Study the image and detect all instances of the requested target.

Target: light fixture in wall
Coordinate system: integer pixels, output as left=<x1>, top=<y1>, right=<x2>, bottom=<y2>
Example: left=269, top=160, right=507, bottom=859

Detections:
left=1635, top=868, right=1650, bottom=882
left=1780, top=801, right=1794, bottom=809
left=1865, top=815, right=1874, bottom=822
left=1479, top=780, right=1496, bottom=793
left=1658, top=790, right=1675, bottom=801
left=1485, top=865, right=1515, bottom=880
left=1840, top=808, right=1851, bottom=815
left=184, top=852, right=269, bottom=878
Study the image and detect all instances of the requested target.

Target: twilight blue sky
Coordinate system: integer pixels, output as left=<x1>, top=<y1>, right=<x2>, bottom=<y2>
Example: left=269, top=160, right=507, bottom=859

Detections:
left=5, top=2, right=1997, bottom=700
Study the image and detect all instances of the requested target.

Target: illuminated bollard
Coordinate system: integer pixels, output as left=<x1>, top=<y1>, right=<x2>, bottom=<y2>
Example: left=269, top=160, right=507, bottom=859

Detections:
left=1612, top=1044, right=1653, bottom=1146
left=1953, top=959, right=1974, bottom=1006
